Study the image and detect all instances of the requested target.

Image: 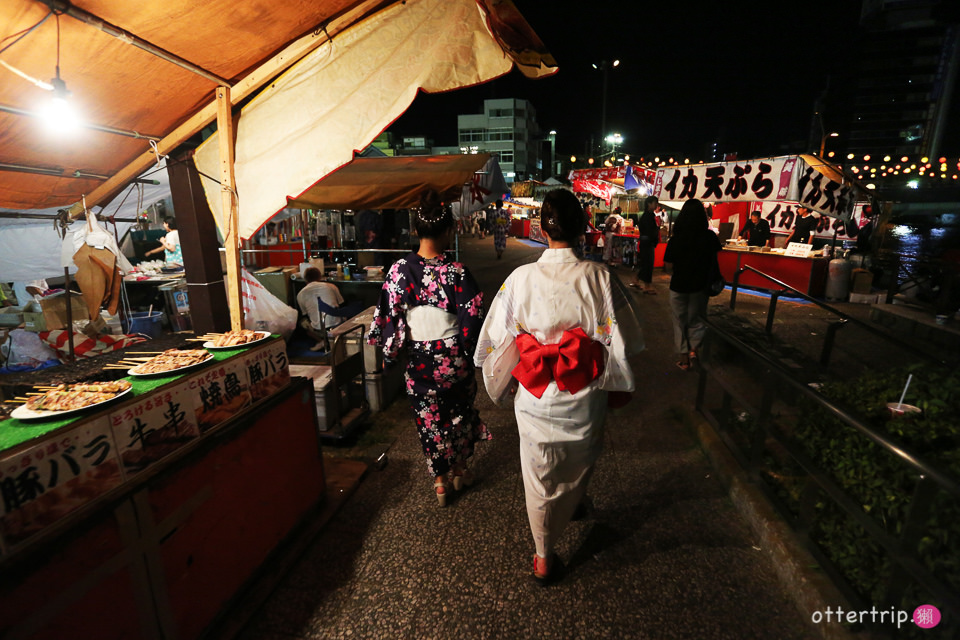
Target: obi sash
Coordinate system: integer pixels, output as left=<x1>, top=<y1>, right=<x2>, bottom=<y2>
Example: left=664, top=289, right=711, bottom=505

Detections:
left=512, top=328, right=605, bottom=399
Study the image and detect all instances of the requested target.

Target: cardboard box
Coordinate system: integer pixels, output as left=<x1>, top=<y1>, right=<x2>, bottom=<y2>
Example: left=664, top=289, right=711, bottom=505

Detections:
left=0, top=307, right=23, bottom=327
left=22, top=293, right=89, bottom=332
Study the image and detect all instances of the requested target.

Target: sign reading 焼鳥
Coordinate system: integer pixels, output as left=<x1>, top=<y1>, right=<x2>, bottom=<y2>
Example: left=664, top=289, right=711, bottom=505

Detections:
left=654, top=155, right=860, bottom=220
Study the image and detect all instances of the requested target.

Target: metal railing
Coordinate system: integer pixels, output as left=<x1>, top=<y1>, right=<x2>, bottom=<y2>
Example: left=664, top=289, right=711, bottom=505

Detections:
left=728, top=263, right=948, bottom=367
left=696, top=320, right=960, bottom=630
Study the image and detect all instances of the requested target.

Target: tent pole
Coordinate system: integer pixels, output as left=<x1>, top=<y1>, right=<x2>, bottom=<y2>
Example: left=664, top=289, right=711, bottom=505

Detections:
left=216, top=87, right=244, bottom=331
left=63, top=268, right=75, bottom=362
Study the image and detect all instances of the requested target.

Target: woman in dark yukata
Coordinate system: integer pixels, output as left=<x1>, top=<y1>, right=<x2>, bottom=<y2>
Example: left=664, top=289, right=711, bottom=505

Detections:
left=367, top=189, right=490, bottom=506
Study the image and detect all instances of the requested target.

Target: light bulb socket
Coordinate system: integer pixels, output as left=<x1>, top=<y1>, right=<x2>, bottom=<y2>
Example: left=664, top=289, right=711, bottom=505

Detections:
left=50, top=75, right=70, bottom=100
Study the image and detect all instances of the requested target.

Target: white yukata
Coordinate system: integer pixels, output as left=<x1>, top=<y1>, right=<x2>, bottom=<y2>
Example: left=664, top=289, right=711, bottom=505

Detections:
left=475, top=247, right=643, bottom=559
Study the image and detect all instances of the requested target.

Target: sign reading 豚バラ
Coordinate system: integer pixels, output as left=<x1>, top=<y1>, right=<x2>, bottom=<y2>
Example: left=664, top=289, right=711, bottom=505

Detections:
left=110, top=382, right=200, bottom=478
left=654, top=155, right=859, bottom=220
left=244, top=339, right=290, bottom=402
left=0, top=417, right=122, bottom=548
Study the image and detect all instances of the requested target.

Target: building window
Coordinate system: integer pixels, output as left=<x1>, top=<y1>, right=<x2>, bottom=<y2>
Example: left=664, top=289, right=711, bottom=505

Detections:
left=459, top=129, right=484, bottom=143
left=486, top=128, right=514, bottom=142
left=490, top=108, right=513, bottom=117
left=494, top=150, right=514, bottom=163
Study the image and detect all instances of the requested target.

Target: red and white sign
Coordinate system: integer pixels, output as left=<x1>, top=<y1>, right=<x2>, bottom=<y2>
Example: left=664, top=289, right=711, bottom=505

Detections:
left=654, top=155, right=861, bottom=220
left=110, top=382, right=200, bottom=479
left=0, top=417, right=123, bottom=548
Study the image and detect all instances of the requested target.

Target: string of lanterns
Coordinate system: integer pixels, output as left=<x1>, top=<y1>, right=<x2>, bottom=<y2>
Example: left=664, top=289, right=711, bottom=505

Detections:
left=568, top=153, right=960, bottom=186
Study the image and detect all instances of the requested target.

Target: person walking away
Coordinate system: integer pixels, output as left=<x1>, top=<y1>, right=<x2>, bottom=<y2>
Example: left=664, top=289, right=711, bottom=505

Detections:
left=663, top=199, right=722, bottom=370
left=633, top=196, right=661, bottom=293
left=739, top=210, right=771, bottom=247
left=475, top=189, right=643, bottom=585
left=368, top=189, right=489, bottom=506
left=492, top=199, right=510, bottom=259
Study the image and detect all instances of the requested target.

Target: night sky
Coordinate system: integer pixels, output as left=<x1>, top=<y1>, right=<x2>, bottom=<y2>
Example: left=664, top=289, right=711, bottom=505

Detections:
left=391, top=0, right=864, bottom=162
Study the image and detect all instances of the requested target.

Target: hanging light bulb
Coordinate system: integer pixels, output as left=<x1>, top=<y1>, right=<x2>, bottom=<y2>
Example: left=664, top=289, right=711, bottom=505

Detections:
left=38, top=15, right=80, bottom=135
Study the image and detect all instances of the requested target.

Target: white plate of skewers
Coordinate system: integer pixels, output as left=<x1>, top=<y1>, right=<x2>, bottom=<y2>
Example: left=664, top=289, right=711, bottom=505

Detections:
left=197, top=330, right=271, bottom=351
left=11, top=381, right=133, bottom=421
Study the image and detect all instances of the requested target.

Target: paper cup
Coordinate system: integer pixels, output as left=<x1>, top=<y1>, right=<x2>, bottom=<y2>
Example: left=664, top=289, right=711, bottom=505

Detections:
left=886, top=402, right=922, bottom=419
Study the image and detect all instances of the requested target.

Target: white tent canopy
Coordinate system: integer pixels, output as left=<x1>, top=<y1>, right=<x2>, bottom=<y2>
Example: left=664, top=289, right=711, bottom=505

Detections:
left=194, top=0, right=549, bottom=239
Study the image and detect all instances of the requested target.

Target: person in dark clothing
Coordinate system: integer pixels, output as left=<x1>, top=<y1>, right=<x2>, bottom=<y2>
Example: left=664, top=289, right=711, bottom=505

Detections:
left=739, top=211, right=771, bottom=247
left=785, top=205, right=817, bottom=245
left=632, top=195, right=661, bottom=293
left=663, top=199, right=722, bottom=370
left=856, top=206, right=875, bottom=253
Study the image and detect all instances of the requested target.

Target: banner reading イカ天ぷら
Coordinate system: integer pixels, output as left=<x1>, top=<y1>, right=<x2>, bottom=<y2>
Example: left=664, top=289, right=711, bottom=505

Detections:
left=653, top=154, right=864, bottom=221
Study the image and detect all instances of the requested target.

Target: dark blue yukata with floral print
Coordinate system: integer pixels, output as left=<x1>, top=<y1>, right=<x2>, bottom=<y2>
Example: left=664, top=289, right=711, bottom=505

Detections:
left=367, top=253, right=490, bottom=477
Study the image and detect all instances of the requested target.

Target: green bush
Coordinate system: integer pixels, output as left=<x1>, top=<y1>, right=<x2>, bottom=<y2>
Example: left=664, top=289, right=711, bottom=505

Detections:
left=791, top=363, right=960, bottom=618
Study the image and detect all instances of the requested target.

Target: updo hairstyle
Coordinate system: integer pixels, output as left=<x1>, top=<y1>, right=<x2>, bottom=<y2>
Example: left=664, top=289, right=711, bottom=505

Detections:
left=414, top=189, right=453, bottom=238
left=540, top=189, right=586, bottom=244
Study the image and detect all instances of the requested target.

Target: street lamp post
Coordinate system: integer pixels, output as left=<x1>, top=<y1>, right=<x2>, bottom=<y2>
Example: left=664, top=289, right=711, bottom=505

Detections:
left=592, top=59, right=620, bottom=155
left=604, top=133, right=623, bottom=163
left=820, top=131, right=839, bottom=158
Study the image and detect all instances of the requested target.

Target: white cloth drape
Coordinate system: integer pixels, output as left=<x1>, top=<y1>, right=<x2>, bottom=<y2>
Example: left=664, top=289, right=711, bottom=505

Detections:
left=195, top=0, right=528, bottom=239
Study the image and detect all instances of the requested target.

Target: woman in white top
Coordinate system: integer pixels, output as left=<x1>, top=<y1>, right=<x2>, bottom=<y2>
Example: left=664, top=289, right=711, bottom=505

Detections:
left=367, top=190, right=489, bottom=506
left=145, top=216, right=183, bottom=264
left=476, top=189, right=643, bottom=585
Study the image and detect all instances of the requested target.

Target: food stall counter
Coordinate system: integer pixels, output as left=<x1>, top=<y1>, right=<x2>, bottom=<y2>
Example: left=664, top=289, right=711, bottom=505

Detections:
left=0, top=337, right=325, bottom=640
left=718, top=248, right=828, bottom=297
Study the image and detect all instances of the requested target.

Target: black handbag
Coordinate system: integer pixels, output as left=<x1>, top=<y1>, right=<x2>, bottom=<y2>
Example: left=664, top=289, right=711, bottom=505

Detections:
left=707, top=251, right=725, bottom=297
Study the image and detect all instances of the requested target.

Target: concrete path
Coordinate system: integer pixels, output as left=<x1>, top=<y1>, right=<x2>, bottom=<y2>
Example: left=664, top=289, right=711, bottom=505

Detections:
left=239, top=235, right=819, bottom=640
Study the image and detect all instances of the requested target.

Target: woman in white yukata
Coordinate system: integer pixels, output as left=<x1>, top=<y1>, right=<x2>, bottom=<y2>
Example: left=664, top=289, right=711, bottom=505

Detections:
left=475, top=189, right=643, bottom=585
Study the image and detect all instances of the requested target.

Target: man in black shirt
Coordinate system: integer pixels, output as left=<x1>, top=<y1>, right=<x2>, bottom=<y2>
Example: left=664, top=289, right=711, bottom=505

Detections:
left=785, top=205, right=817, bottom=245
left=739, top=211, right=771, bottom=247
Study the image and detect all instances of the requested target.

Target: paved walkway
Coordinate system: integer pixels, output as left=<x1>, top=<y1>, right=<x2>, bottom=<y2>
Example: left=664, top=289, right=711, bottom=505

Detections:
left=238, top=236, right=820, bottom=640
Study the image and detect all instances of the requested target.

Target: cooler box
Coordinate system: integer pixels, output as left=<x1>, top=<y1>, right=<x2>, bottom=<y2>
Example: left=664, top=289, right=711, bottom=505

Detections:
left=289, top=364, right=337, bottom=431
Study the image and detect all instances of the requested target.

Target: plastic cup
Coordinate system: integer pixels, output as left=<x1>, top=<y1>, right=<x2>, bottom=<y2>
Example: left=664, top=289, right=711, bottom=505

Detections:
left=886, top=402, right=922, bottom=419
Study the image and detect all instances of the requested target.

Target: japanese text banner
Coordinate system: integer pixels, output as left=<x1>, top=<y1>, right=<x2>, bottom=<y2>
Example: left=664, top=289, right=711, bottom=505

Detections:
left=653, top=156, right=859, bottom=220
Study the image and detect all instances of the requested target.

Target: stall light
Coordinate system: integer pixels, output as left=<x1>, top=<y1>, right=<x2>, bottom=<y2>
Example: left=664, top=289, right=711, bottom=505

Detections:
left=863, top=155, right=871, bottom=161
left=604, top=160, right=612, bottom=167
left=863, top=165, right=869, bottom=171
left=883, top=155, right=892, bottom=162
left=851, top=167, right=859, bottom=173
left=939, top=157, right=947, bottom=164
left=866, top=183, right=876, bottom=190
left=907, top=180, right=919, bottom=189
left=624, top=155, right=630, bottom=161
left=654, top=157, right=660, bottom=163
left=895, top=164, right=901, bottom=170
left=893, top=170, right=900, bottom=175
left=953, top=175, right=958, bottom=180
left=570, top=155, right=577, bottom=163
left=904, top=168, right=911, bottom=173
left=684, top=158, right=690, bottom=164
left=942, top=173, right=948, bottom=179
left=588, top=158, right=594, bottom=165
left=827, top=151, right=835, bottom=158
left=847, top=153, right=855, bottom=160
left=921, top=156, right=929, bottom=163
left=901, top=156, right=909, bottom=162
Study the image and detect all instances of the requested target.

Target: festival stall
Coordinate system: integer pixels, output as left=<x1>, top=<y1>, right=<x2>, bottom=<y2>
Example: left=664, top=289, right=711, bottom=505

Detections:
left=569, top=165, right=665, bottom=264
left=653, top=154, right=866, bottom=296
left=0, top=0, right=555, bottom=637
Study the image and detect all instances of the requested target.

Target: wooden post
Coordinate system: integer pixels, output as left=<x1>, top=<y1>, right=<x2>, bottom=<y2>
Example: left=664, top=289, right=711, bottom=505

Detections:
left=216, top=86, right=243, bottom=331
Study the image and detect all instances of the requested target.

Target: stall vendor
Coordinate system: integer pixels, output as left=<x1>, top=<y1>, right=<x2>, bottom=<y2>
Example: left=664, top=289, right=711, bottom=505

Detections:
left=739, top=211, right=771, bottom=247
left=296, top=266, right=345, bottom=351
left=785, top=205, right=817, bottom=245
left=145, top=216, right=183, bottom=264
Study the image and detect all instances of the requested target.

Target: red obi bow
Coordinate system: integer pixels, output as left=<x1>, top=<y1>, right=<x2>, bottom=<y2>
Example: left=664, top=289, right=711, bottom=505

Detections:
left=512, top=328, right=605, bottom=399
